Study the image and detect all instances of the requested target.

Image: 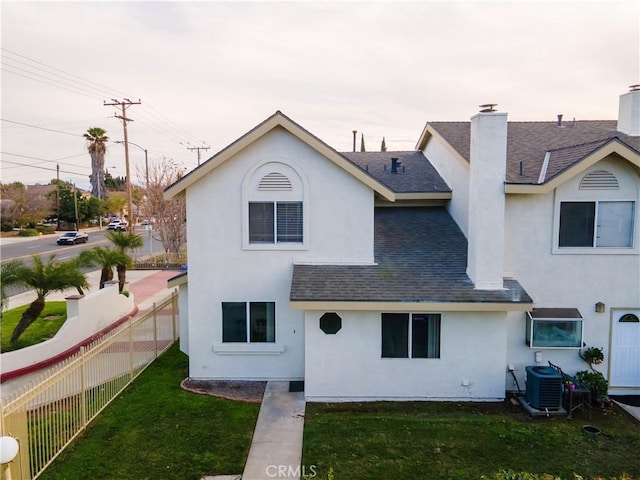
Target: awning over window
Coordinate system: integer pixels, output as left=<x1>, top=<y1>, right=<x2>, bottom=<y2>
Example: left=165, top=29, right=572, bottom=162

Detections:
left=528, top=308, right=583, bottom=319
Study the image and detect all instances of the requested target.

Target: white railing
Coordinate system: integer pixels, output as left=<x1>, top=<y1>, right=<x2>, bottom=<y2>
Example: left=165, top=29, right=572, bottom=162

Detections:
left=0, top=292, right=179, bottom=480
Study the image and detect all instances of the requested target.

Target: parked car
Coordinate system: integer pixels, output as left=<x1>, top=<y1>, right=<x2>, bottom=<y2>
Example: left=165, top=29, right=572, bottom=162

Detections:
left=107, top=220, right=128, bottom=231
left=57, top=231, right=89, bottom=245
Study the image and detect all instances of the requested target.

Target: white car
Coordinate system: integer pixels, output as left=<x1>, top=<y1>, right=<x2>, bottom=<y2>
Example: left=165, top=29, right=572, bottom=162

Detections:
left=107, top=220, right=128, bottom=231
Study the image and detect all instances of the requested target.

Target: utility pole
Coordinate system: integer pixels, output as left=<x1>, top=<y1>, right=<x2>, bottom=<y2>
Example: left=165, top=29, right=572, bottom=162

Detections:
left=187, top=145, right=210, bottom=166
left=73, top=183, right=79, bottom=231
left=56, top=164, right=60, bottom=231
left=104, top=98, right=141, bottom=233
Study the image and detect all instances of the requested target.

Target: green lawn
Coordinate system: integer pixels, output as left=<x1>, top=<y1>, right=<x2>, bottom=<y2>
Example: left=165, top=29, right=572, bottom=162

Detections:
left=303, top=401, right=640, bottom=480
left=0, top=301, right=67, bottom=352
left=39, top=344, right=260, bottom=480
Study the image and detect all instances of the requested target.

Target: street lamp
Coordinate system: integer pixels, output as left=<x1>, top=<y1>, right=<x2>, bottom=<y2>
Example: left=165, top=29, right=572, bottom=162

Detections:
left=114, top=140, right=148, bottom=230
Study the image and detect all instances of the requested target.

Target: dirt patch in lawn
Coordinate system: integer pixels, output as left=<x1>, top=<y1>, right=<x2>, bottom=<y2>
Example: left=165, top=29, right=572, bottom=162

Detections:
left=181, top=378, right=266, bottom=403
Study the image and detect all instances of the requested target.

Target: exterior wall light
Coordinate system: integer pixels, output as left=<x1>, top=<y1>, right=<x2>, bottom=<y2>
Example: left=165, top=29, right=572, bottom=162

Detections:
left=595, top=302, right=605, bottom=313
left=1, top=436, right=20, bottom=480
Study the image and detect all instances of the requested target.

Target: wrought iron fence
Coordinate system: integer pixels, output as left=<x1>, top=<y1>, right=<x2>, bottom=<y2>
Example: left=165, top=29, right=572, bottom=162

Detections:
left=133, top=252, right=186, bottom=270
left=0, top=292, right=179, bottom=480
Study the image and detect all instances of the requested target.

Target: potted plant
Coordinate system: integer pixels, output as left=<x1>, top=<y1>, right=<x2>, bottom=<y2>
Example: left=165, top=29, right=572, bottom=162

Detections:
left=580, top=346, right=604, bottom=371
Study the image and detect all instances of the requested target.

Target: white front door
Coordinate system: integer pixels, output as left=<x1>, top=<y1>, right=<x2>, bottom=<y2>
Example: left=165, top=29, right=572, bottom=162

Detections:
left=610, top=310, right=640, bottom=387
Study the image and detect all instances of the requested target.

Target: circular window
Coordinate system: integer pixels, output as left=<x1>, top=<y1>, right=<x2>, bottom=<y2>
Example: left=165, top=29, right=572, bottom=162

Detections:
left=320, top=312, right=342, bottom=334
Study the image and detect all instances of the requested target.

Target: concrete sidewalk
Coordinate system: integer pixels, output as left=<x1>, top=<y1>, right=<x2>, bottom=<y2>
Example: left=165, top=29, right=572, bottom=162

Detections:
left=241, top=381, right=306, bottom=480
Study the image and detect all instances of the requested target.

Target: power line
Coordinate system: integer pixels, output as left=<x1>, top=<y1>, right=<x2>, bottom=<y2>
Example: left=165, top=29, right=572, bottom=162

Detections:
left=1, top=48, right=136, bottom=99
left=1, top=118, right=82, bottom=137
left=2, top=49, right=208, bottom=166
left=1, top=159, right=88, bottom=177
left=1, top=67, right=104, bottom=101
left=1, top=151, right=91, bottom=170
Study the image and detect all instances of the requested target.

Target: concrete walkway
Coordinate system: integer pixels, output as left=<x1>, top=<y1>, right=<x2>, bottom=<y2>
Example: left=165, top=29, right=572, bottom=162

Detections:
left=241, top=381, right=306, bottom=480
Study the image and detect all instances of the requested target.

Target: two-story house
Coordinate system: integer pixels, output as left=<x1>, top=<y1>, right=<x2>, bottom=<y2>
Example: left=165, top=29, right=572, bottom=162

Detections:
left=165, top=86, right=640, bottom=401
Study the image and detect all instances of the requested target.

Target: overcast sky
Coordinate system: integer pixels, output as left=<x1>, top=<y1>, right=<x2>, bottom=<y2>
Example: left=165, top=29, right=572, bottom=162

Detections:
left=1, top=1, right=638, bottom=190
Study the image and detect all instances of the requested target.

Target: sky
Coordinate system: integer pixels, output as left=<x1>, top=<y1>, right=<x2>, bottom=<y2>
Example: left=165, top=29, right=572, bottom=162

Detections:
left=1, top=0, right=639, bottom=191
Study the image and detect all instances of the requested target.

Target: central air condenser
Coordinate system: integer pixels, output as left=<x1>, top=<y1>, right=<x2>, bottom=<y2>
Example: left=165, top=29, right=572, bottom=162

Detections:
left=525, top=366, right=562, bottom=409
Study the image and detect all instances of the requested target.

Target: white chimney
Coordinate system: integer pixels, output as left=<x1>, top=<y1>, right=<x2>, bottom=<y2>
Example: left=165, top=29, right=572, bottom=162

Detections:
left=617, top=85, right=640, bottom=136
left=467, top=107, right=507, bottom=290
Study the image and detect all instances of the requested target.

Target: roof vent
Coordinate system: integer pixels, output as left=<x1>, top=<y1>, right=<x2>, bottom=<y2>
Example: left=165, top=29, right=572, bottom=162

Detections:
left=579, top=170, right=619, bottom=190
left=258, top=172, right=292, bottom=191
left=391, top=158, right=402, bottom=174
left=479, top=103, right=497, bottom=113
left=629, top=84, right=640, bottom=92
left=556, top=114, right=563, bottom=127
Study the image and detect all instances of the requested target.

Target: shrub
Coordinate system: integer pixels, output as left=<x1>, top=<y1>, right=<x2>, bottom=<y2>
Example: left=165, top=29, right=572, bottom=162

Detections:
left=1, top=222, right=15, bottom=232
left=17, top=228, right=39, bottom=237
left=35, top=225, right=55, bottom=235
left=576, top=370, right=609, bottom=403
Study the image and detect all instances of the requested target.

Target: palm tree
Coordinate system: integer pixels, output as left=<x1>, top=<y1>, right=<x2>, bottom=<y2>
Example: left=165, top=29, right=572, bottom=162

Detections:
left=84, top=127, right=109, bottom=200
left=3, top=255, right=89, bottom=344
left=77, top=247, right=130, bottom=289
left=1, top=260, right=27, bottom=315
left=106, top=231, right=143, bottom=292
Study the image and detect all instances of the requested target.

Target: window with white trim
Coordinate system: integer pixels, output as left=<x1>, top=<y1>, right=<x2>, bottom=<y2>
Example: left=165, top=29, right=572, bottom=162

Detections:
left=243, top=161, right=306, bottom=249
left=381, top=313, right=441, bottom=358
left=249, top=201, right=303, bottom=244
left=559, top=200, right=635, bottom=248
left=222, top=302, right=275, bottom=343
left=526, top=312, right=583, bottom=349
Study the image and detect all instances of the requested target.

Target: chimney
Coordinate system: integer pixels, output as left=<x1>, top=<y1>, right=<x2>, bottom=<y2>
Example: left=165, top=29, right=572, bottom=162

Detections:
left=467, top=106, right=507, bottom=290
left=617, top=85, right=640, bottom=136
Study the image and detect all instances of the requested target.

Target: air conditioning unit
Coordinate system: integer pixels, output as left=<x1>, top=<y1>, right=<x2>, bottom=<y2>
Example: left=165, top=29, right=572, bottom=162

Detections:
left=525, top=366, right=562, bottom=409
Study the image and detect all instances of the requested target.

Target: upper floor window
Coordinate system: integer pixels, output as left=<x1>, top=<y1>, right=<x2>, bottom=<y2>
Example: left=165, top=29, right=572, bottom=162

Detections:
left=249, top=201, right=303, bottom=243
left=553, top=165, right=638, bottom=253
left=559, top=201, right=635, bottom=248
left=243, top=160, right=307, bottom=249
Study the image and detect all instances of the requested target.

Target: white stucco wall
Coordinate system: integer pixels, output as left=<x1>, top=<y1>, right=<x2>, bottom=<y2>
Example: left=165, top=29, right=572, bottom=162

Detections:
left=422, top=133, right=470, bottom=235
left=504, top=157, right=640, bottom=391
left=184, top=128, right=375, bottom=380
left=1, top=283, right=134, bottom=378
left=304, top=310, right=508, bottom=401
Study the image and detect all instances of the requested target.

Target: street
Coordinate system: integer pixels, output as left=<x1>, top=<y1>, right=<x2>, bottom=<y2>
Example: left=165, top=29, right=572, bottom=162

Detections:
left=0, top=226, right=164, bottom=265
left=0, top=226, right=166, bottom=297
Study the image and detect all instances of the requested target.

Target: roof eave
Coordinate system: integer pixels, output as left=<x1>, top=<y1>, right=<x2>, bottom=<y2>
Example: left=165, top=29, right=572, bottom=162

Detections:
left=164, top=112, right=396, bottom=202
left=506, top=139, right=640, bottom=194
left=394, top=192, right=452, bottom=201
left=417, top=123, right=470, bottom=168
left=290, top=300, right=533, bottom=312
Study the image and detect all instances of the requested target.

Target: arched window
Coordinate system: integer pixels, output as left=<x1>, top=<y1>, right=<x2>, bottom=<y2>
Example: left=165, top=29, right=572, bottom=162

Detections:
left=243, top=161, right=307, bottom=248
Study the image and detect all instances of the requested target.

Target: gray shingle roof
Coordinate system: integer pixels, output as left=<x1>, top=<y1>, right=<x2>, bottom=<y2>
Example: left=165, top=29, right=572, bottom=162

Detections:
left=290, top=207, right=532, bottom=305
left=341, top=151, right=451, bottom=194
left=427, top=120, right=640, bottom=184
